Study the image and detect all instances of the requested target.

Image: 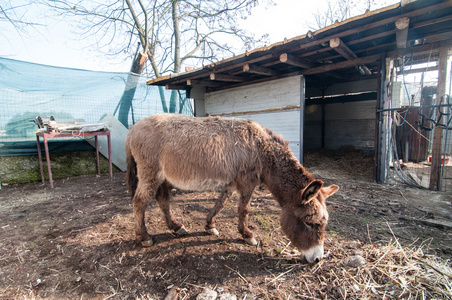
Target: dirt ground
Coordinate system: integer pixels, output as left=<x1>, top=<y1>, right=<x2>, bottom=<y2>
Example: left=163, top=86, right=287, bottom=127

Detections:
left=0, top=149, right=451, bottom=299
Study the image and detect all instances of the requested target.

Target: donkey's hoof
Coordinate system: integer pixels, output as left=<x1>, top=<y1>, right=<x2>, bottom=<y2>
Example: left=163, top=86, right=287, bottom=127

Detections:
left=140, top=239, right=154, bottom=247
left=206, top=228, right=220, bottom=236
left=175, top=226, right=188, bottom=236
left=244, top=237, right=258, bottom=246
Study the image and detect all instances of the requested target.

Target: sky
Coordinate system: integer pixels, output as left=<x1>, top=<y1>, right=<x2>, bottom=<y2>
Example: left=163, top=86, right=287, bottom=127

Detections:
left=0, top=0, right=395, bottom=73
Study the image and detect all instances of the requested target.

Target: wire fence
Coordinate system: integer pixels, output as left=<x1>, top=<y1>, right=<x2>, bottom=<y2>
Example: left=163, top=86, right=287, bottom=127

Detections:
left=0, top=57, right=193, bottom=156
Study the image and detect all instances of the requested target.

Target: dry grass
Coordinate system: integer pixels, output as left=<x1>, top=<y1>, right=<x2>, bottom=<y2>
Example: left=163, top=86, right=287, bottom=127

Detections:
left=267, top=227, right=452, bottom=300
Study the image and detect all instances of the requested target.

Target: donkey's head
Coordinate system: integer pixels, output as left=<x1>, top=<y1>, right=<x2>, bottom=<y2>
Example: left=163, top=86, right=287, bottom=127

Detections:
left=280, top=180, right=339, bottom=264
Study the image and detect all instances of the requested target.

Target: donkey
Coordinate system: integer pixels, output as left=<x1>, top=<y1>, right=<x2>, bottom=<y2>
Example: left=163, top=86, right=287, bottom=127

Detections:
left=126, top=113, right=339, bottom=263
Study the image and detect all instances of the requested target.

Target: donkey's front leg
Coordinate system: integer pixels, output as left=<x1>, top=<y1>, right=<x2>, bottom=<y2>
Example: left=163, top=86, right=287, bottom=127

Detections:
left=156, top=182, right=187, bottom=236
left=205, top=186, right=234, bottom=236
left=237, top=188, right=257, bottom=245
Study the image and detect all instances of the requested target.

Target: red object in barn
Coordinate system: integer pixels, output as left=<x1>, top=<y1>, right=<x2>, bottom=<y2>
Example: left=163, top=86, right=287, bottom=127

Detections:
left=428, top=156, right=450, bottom=164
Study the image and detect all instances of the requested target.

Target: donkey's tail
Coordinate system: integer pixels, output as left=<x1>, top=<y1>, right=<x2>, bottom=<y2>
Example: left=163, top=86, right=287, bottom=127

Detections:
left=126, top=147, right=138, bottom=198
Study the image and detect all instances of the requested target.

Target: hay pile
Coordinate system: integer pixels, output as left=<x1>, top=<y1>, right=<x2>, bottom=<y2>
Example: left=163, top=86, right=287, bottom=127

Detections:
left=304, top=146, right=374, bottom=181
left=270, top=234, right=452, bottom=299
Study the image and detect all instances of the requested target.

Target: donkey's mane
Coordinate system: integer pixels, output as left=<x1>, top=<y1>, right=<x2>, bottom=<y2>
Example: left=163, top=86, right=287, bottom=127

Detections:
left=265, top=128, right=289, bottom=147
left=261, top=126, right=314, bottom=192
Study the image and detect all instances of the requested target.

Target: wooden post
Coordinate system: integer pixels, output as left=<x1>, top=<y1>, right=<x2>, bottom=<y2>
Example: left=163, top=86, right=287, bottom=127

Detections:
left=395, top=17, right=410, bottom=49
left=320, top=87, right=326, bottom=149
left=429, top=48, right=449, bottom=190
left=375, top=54, right=390, bottom=183
left=299, top=76, right=305, bottom=164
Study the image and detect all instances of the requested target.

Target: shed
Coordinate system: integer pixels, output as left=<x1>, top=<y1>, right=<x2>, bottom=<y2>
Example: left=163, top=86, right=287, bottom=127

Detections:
left=147, top=0, right=452, bottom=190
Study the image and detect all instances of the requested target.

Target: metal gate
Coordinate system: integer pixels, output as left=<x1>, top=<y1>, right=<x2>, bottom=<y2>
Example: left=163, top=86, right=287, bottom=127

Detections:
left=381, top=80, right=451, bottom=191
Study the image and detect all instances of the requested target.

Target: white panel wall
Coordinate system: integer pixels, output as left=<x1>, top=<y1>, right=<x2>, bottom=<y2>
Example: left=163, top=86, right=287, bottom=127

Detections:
left=228, top=110, right=300, bottom=160
left=204, top=76, right=302, bottom=160
left=205, top=76, right=302, bottom=114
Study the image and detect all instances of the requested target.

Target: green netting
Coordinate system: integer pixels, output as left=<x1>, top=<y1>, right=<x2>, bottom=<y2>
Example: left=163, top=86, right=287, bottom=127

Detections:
left=0, top=57, right=193, bottom=156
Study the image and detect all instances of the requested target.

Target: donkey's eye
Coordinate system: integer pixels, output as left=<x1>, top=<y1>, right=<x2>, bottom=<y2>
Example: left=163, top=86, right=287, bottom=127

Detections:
left=305, top=222, right=314, bottom=229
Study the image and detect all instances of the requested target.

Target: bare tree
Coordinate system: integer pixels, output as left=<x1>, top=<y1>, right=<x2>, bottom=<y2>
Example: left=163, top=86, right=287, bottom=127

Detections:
left=42, top=0, right=270, bottom=125
left=1, top=1, right=41, bottom=36
left=308, top=0, right=398, bottom=30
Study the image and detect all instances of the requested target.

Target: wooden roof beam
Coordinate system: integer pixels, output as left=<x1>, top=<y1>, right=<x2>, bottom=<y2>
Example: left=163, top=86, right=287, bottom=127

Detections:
left=243, top=63, right=280, bottom=76
left=210, top=73, right=247, bottom=82
left=329, top=37, right=357, bottom=60
left=396, top=65, right=439, bottom=76
left=395, top=17, right=410, bottom=49
left=147, top=74, right=171, bottom=85
left=165, top=84, right=187, bottom=90
left=301, top=54, right=381, bottom=76
left=330, top=37, right=372, bottom=75
left=187, top=79, right=226, bottom=88
left=388, top=39, right=452, bottom=59
left=279, top=53, right=312, bottom=68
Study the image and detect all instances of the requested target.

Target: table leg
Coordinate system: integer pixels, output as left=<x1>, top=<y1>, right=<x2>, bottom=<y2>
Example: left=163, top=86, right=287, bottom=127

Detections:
left=36, top=135, right=44, bottom=184
left=43, top=135, right=54, bottom=189
left=107, top=132, right=112, bottom=178
left=95, top=135, right=100, bottom=175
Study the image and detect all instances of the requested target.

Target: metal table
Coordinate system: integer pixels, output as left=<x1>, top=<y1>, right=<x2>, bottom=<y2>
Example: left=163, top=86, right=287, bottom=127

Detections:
left=36, top=131, right=112, bottom=188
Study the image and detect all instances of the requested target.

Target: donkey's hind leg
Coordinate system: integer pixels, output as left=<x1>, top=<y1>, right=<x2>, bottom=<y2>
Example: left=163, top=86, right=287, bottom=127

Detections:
left=156, top=182, right=187, bottom=236
left=133, top=181, right=155, bottom=247
left=205, top=186, right=234, bottom=236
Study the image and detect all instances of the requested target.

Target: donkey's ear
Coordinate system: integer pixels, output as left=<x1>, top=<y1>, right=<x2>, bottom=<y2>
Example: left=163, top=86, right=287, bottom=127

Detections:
left=322, top=184, right=339, bottom=197
left=301, top=180, right=323, bottom=204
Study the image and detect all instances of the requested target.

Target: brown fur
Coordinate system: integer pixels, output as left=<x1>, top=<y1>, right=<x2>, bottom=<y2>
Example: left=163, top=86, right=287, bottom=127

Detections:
left=126, top=113, right=339, bottom=261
